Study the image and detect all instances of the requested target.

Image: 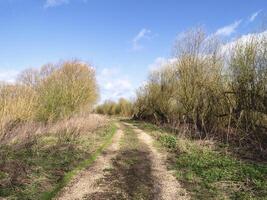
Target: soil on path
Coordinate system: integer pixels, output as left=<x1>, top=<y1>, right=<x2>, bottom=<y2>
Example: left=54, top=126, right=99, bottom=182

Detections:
left=55, top=123, right=123, bottom=200
left=55, top=122, right=189, bottom=200
left=127, top=123, right=190, bottom=200
left=85, top=124, right=159, bottom=200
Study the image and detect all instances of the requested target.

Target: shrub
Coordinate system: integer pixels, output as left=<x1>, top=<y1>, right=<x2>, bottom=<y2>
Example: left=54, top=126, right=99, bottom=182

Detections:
left=229, top=36, right=267, bottom=135
left=35, top=61, right=98, bottom=121
left=133, top=27, right=267, bottom=150
left=0, top=60, right=99, bottom=140
left=0, top=84, right=36, bottom=134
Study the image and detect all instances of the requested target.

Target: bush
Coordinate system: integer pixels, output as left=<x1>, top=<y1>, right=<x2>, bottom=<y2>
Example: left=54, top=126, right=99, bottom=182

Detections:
left=0, top=84, right=37, bottom=135
left=35, top=61, right=98, bottom=121
left=0, top=60, right=99, bottom=139
left=133, top=27, right=267, bottom=151
left=229, top=37, right=267, bottom=134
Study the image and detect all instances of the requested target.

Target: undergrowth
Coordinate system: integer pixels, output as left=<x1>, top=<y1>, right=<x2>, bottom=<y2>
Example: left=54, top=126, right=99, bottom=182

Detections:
left=127, top=120, right=267, bottom=200
left=0, top=123, right=117, bottom=200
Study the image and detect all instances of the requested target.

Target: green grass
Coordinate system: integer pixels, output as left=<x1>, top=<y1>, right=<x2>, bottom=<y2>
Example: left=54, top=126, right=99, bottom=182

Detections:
left=158, top=134, right=176, bottom=149
left=0, top=123, right=117, bottom=200
left=175, top=142, right=267, bottom=199
left=127, top=120, right=267, bottom=200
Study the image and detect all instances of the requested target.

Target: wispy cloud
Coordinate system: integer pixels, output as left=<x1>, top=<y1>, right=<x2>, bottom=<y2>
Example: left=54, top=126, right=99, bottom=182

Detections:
left=248, top=10, right=262, bottom=22
left=215, top=20, right=242, bottom=36
left=44, top=0, right=87, bottom=8
left=44, top=0, right=69, bottom=8
left=132, top=28, right=152, bottom=51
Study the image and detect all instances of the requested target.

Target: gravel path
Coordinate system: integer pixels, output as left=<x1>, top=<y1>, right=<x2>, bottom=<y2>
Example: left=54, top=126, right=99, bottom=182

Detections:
left=55, top=123, right=123, bottom=200
left=128, top=124, right=190, bottom=200
left=55, top=122, right=189, bottom=200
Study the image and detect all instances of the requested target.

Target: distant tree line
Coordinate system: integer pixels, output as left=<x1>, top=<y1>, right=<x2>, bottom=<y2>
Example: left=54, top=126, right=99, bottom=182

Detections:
left=96, top=98, right=133, bottom=117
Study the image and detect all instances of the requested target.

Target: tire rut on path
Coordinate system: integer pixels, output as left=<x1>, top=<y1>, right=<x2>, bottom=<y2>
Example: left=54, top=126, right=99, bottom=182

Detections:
left=85, top=122, right=159, bottom=200
left=125, top=123, right=190, bottom=200
left=55, top=123, right=123, bottom=200
left=56, top=122, right=189, bottom=200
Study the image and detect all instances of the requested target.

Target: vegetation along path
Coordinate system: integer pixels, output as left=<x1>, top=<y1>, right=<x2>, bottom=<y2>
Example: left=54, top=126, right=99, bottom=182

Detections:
left=56, top=123, right=123, bottom=200
left=55, top=122, right=189, bottom=200
left=129, top=123, right=189, bottom=200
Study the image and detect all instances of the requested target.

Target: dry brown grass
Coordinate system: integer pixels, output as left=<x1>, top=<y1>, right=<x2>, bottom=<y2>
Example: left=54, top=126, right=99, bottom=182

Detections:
left=0, top=114, right=108, bottom=145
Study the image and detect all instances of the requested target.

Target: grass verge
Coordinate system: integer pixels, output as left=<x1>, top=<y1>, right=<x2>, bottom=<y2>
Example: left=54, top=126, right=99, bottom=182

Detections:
left=126, top=120, right=267, bottom=200
left=0, top=122, right=117, bottom=200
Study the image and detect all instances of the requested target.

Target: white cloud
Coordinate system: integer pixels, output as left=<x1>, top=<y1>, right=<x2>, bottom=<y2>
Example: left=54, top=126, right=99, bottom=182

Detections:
left=248, top=10, right=262, bottom=22
left=0, top=70, right=19, bottom=83
left=220, top=30, right=267, bottom=57
left=97, top=68, right=134, bottom=103
left=215, top=20, right=242, bottom=36
left=148, top=57, right=177, bottom=72
left=100, top=68, right=119, bottom=77
left=44, top=0, right=69, bottom=8
left=132, top=28, right=152, bottom=51
left=148, top=30, right=267, bottom=75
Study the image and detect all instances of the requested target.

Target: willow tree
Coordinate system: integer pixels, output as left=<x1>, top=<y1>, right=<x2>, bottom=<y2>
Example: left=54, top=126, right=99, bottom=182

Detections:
left=35, top=61, right=98, bottom=121
left=173, top=27, right=224, bottom=135
left=228, top=34, right=267, bottom=147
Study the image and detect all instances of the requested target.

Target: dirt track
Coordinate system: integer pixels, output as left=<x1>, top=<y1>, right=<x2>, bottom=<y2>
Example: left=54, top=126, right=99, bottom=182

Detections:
left=131, top=124, right=189, bottom=200
left=55, top=122, right=189, bottom=200
left=56, top=124, right=123, bottom=200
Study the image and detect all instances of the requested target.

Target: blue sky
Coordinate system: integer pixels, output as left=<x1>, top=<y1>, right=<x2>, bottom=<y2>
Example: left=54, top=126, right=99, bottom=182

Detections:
left=0, top=0, right=266, bottom=102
